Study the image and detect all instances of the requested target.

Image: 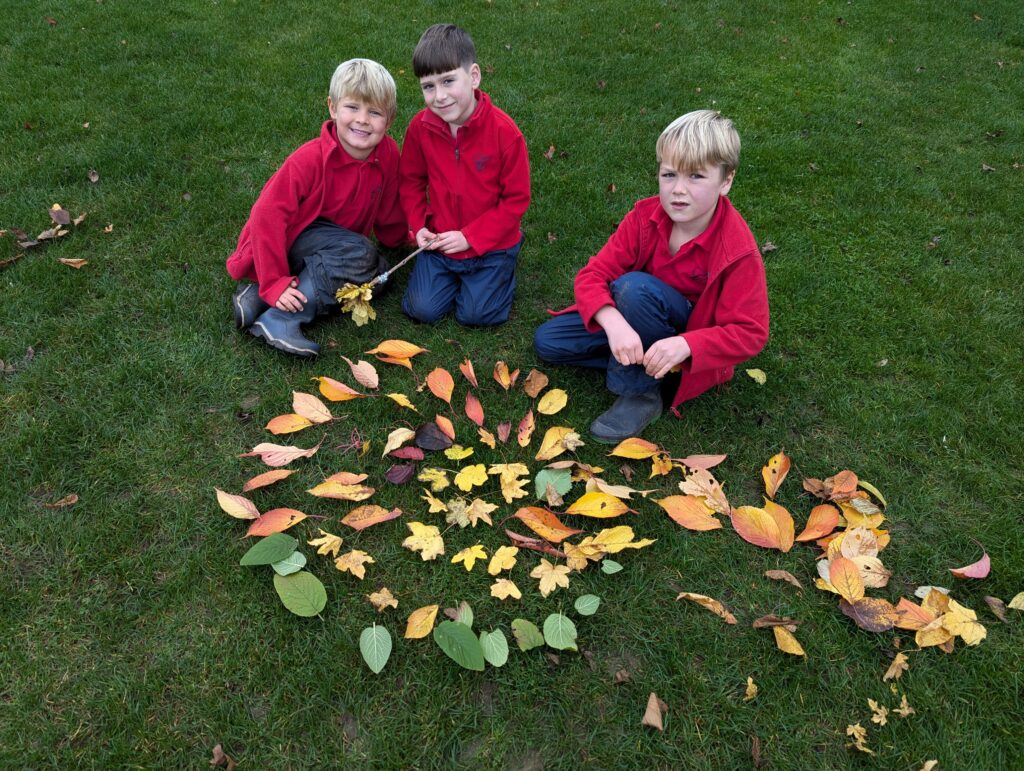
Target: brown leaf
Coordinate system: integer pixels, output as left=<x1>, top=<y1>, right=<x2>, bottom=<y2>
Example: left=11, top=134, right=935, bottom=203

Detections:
left=44, top=493, right=80, bottom=509
left=48, top=204, right=71, bottom=226
left=641, top=692, right=668, bottom=730
left=839, top=597, right=898, bottom=632
left=87, top=169, right=99, bottom=184
left=497, top=420, right=511, bottom=443
left=45, top=16, right=58, bottom=26
left=544, top=144, right=556, bottom=161
left=209, top=743, right=237, bottom=770
left=504, top=529, right=565, bottom=559
left=984, top=596, right=1008, bottom=623
left=751, top=614, right=800, bottom=632
left=385, top=464, right=416, bottom=485
left=522, top=368, right=549, bottom=398
left=764, top=569, right=803, bottom=590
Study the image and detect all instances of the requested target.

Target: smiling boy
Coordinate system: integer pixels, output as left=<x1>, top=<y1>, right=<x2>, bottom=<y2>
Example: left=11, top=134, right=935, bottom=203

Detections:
left=534, top=110, right=769, bottom=442
left=399, top=23, right=531, bottom=326
left=226, top=58, right=406, bottom=356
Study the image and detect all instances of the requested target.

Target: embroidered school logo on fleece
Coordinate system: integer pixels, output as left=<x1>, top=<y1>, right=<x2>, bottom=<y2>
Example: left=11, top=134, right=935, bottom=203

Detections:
left=474, top=155, right=492, bottom=173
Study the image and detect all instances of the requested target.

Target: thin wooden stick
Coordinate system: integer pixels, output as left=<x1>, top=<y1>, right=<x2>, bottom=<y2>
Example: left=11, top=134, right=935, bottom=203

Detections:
left=368, top=238, right=438, bottom=288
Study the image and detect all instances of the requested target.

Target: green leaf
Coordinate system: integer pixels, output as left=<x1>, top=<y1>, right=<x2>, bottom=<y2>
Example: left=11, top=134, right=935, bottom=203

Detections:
left=543, top=613, right=578, bottom=651
left=453, top=600, right=473, bottom=628
left=273, top=571, right=326, bottom=617
left=359, top=624, right=392, bottom=674
left=574, top=594, right=601, bottom=616
left=433, top=621, right=485, bottom=671
left=240, top=533, right=298, bottom=566
left=511, top=618, right=545, bottom=651
left=600, top=559, right=623, bottom=575
left=271, top=550, right=307, bottom=576
left=534, top=468, right=572, bottom=499
left=479, top=629, right=509, bottom=667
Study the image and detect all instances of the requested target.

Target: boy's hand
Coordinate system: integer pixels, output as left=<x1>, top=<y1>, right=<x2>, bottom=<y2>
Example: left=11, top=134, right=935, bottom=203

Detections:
left=415, top=227, right=438, bottom=249
left=275, top=282, right=307, bottom=313
left=643, top=336, right=691, bottom=379
left=595, top=306, right=644, bottom=367
left=432, top=230, right=470, bottom=255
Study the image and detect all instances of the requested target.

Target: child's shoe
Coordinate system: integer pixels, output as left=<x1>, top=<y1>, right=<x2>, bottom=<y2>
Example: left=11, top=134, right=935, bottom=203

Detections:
left=589, top=390, right=663, bottom=444
left=249, top=269, right=320, bottom=358
left=232, top=282, right=268, bottom=329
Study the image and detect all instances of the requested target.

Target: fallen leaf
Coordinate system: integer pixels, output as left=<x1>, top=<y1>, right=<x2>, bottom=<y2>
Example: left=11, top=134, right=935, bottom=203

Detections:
left=458, top=358, right=478, bottom=387
left=679, top=468, right=731, bottom=514
left=402, top=521, right=445, bottom=560
left=674, top=453, right=728, bottom=470
left=489, top=462, right=530, bottom=503
left=384, top=464, right=416, bottom=485
left=761, top=450, right=790, bottom=498
left=341, top=504, right=401, bottom=531
left=452, top=544, right=487, bottom=571
left=942, top=599, right=987, bottom=645
left=795, top=504, right=840, bottom=541
left=488, top=545, right=519, bottom=575
left=655, top=495, right=722, bottom=531
left=209, top=743, right=237, bottom=770
left=462, top=391, right=485, bottom=426
left=315, top=376, right=365, bottom=402
left=894, top=597, right=936, bottom=631
left=367, top=587, right=398, bottom=612
left=335, top=549, right=375, bottom=579
left=247, top=507, right=307, bottom=536
left=1009, top=592, right=1024, bottom=610
left=444, top=444, right=474, bottom=460
left=543, top=144, right=556, bottom=161
left=746, top=368, right=766, bottom=384
left=984, top=596, right=1008, bottom=622
left=763, top=500, right=795, bottom=552
left=376, top=355, right=412, bottom=369
left=535, top=426, right=584, bottom=461
left=772, top=626, right=806, bottom=656
left=609, top=437, right=660, bottom=459
left=894, top=694, right=915, bottom=718
left=565, top=491, right=631, bottom=518
left=435, top=414, right=456, bottom=441
left=641, top=693, right=668, bottom=730
left=497, top=421, right=512, bottom=443
left=266, top=413, right=314, bottom=435
left=44, top=493, right=80, bottom=510
left=517, top=409, right=535, bottom=447
left=341, top=356, right=379, bottom=389
left=730, top=505, right=783, bottom=550
left=239, top=438, right=324, bottom=467
left=88, top=169, right=100, bottom=183
left=676, top=592, right=737, bottom=624
left=883, top=652, right=909, bottom=681
left=846, top=723, right=873, bottom=754
left=103, top=223, right=113, bottom=233
left=531, top=559, right=571, bottom=597
left=454, top=463, right=487, bottom=492
left=493, top=360, right=519, bottom=390
left=522, top=368, right=549, bottom=397
left=514, top=506, right=584, bottom=543
left=868, top=698, right=889, bottom=726
left=387, top=392, right=419, bottom=412
left=389, top=446, right=424, bottom=461
left=591, top=525, right=654, bottom=553
left=58, top=258, right=88, bottom=269
left=417, top=467, right=450, bottom=492
left=830, top=556, right=866, bottom=603
left=950, top=551, right=990, bottom=579
left=382, top=427, right=416, bottom=457
left=292, top=391, right=333, bottom=423
left=505, top=529, right=566, bottom=559
left=840, top=598, right=898, bottom=632
left=751, top=615, right=800, bottom=632
left=307, top=529, right=344, bottom=557
left=404, top=604, right=439, bottom=638
left=537, top=388, right=568, bottom=415
left=764, top=569, right=803, bottom=590
left=490, top=578, right=522, bottom=600
left=744, top=677, right=758, bottom=701
left=426, top=367, right=455, bottom=404
left=366, top=339, right=428, bottom=359
left=477, top=427, right=496, bottom=448
left=306, top=472, right=374, bottom=501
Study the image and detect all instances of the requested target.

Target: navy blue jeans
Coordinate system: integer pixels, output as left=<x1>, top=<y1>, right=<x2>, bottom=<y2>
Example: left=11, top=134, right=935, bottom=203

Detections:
left=402, top=239, right=522, bottom=326
left=533, top=272, right=693, bottom=396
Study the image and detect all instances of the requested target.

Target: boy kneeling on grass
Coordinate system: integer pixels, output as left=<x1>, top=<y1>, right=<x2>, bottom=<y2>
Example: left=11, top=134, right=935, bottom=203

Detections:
left=534, top=110, right=769, bottom=443
left=226, top=58, right=407, bottom=357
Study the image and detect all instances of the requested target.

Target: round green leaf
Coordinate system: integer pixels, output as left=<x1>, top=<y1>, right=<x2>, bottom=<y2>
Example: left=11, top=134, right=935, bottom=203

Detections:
left=479, top=629, right=509, bottom=668
left=273, top=571, right=326, bottom=617
left=511, top=618, right=545, bottom=651
left=534, top=468, right=572, bottom=499
left=359, top=624, right=392, bottom=674
left=433, top=621, right=485, bottom=671
left=240, top=533, right=298, bottom=566
left=600, top=559, right=623, bottom=575
left=271, top=550, right=307, bottom=576
left=574, top=594, right=601, bottom=616
left=543, top=613, right=578, bottom=651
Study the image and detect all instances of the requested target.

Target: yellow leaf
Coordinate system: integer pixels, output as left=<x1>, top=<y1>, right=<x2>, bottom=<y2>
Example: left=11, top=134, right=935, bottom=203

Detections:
left=336, top=282, right=376, bottom=326
left=562, top=542, right=592, bottom=572
left=915, top=617, right=953, bottom=648
left=565, top=491, right=631, bottom=518
left=829, top=556, right=866, bottom=603
left=366, top=339, right=428, bottom=359
left=534, top=425, right=584, bottom=461
left=307, top=528, right=344, bottom=558
left=466, top=498, right=498, bottom=527
left=478, top=427, right=496, bottom=449
left=537, top=388, right=568, bottom=415
left=761, top=450, right=790, bottom=498
left=655, top=495, right=722, bottom=531
left=490, top=578, right=522, bottom=600
left=266, top=413, right=314, bottom=435
left=387, top=393, right=419, bottom=412
left=730, top=505, right=783, bottom=550
left=493, top=360, right=519, bottom=390
left=367, top=587, right=398, bottom=612
left=846, top=723, right=873, bottom=755
left=883, top=652, right=910, bottom=682
left=675, top=592, right=737, bottom=624
left=609, top=437, right=660, bottom=459
left=772, top=626, right=806, bottom=656
left=1008, top=592, right=1024, bottom=610
left=215, top=488, right=259, bottom=520
left=894, top=694, right=915, bottom=718
left=942, top=599, right=987, bottom=646
left=678, top=468, right=731, bottom=515
left=649, top=453, right=673, bottom=478
left=417, top=467, right=450, bottom=492
left=420, top=489, right=447, bottom=513
left=489, top=462, right=530, bottom=503
left=487, top=545, right=519, bottom=575
left=452, top=544, right=487, bottom=571
left=306, top=476, right=375, bottom=501
left=851, top=555, right=891, bottom=588
left=426, top=367, right=455, bottom=404
left=592, top=525, right=655, bottom=553
left=402, top=521, right=445, bottom=561
left=763, top=499, right=795, bottom=552
left=341, top=504, right=401, bottom=531
left=404, top=604, right=439, bottom=638
left=530, top=558, right=571, bottom=597
left=381, top=427, right=416, bottom=457
left=746, top=368, right=767, bottom=384
left=840, top=499, right=885, bottom=529
left=292, top=391, right=333, bottom=423
left=444, top=444, right=475, bottom=461
left=744, top=677, right=758, bottom=701
left=454, top=463, right=487, bottom=492
left=868, top=698, right=888, bottom=726
left=334, top=549, right=375, bottom=579
left=314, top=376, right=365, bottom=402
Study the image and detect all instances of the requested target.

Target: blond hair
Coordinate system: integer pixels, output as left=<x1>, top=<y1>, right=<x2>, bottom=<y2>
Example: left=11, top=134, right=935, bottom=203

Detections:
left=329, top=58, right=397, bottom=121
left=656, top=110, right=740, bottom=176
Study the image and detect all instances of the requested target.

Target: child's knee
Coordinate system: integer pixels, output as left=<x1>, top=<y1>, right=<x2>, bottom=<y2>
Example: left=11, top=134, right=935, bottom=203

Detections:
left=454, top=305, right=509, bottom=327
left=402, top=292, right=449, bottom=324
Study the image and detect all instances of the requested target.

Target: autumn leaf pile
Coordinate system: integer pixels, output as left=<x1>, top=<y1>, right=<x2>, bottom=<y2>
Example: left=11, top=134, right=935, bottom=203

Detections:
left=217, top=339, right=1021, bottom=690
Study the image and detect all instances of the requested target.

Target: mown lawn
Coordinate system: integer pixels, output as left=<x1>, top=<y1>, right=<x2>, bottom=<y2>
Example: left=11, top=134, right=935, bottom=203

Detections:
left=2, top=1, right=1022, bottom=767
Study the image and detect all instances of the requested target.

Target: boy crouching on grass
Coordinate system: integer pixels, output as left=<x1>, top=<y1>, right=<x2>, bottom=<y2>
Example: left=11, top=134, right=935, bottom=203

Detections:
left=534, top=110, right=769, bottom=443
left=226, top=58, right=407, bottom=357
left=399, top=23, right=531, bottom=327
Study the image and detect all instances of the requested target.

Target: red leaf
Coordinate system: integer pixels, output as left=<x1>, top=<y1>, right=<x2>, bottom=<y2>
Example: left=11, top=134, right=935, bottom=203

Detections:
left=465, top=392, right=485, bottom=427
left=389, top=446, right=425, bottom=461
left=950, top=551, right=990, bottom=579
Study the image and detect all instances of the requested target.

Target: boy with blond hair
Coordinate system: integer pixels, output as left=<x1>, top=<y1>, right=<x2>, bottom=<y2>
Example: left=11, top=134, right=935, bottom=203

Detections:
left=534, top=110, right=769, bottom=442
left=400, top=23, right=531, bottom=326
left=226, top=58, right=407, bottom=357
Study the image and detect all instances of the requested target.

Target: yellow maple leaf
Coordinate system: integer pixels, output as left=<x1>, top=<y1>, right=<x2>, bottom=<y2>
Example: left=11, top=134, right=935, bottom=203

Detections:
left=466, top=498, right=498, bottom=527
left=404, top=604, right=439, bottom=639
left=1007, top=591, right=1024, bottom=610
left=421, top=489, right=448, bottom=513
left=454, top=463, right=487, bottom=491
left=334, top=549, right=375, bottom=579
left=868, top=698, right=888, bottom=726
left=452, top=544, right=487, bottom=571
left=490, top=578, right=522, bottom=600
left=593, top=525, right=656, bottom=553
left=846, top=723, right=873, bottom=754
left=649, top=452, right=673, bottom=478
left=916, top=616, right=954, bottom=648
left=478, top=427, right=496, bottom=449
left=883, top=652, right=909, bottom=682
left=744, top=677, right=758, bottom=702
left=942, top=599, right=987, bottom=645
left=336, top=282, right=376, bottom=326
left=487, top=545, right=519, bottom=575
left=306, top=528, right=344, bottom=557
left=563, top=541, right=592, bottom=572
left=402, top=521, right=445, bottom=561
left=445, top=444, right=475, bottom=460
left=367, top=587, right=398, bottom=612
left=417, top=467, right=450, bottom=492
left=535, top=426, right=584, bottom=461
left=488, top=462, right=530, bottom=478
left=894, top=694, right=915, bottom=718
left=530, top=558, right=571, bottom=597
left=387, top=393, right=419, bottom=412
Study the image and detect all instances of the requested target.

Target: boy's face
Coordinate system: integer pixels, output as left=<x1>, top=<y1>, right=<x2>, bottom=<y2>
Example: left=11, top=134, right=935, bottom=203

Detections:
left=658, top=162, right=734, bottom=235
left=328, top=95, right=392, bottom=160
left=418, top=64, right=481, bottom=128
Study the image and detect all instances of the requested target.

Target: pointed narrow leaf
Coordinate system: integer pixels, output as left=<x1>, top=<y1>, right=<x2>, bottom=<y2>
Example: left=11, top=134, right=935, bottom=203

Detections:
left=795, top=504, right=841, bottom=542
left=655, top=495, right=721, bottom=531
left=565, top=491, right=631, bottom=518
left=514, top=506, right=584, bottom=543
left=426, top=368, right=455, bottom=404
left=292, top=391, right=333, bottom=423
left=239, top=439, right=323, bottom=467
left=240, top=533, right=298, bottom=566
left=246, top=507, right=307, bottom=536
left=465, top=392, right=485, bottom=426
left=215, top=488, right=260, bottom=520
left=830, top=556, right=866, bottom=603
left=341, top=356, right=379, bottom=389
left=675, top=453, right=728, bottom=470
left=273, top=571, right=326, bottom=616
left=241, top=469, right=296, bottom=493
left=433, top=621, right=485, bottom=671
left=517, top=409, right=535, bottom=447
left=609, top=437, right=660, bottom=459
left=479, top=629, right=509, bottom=667
left=772, top=626, right=806, bottom=656
left=405, top=604, right=440, bottom=639
left=265, top=413, right=314, bottom=435
left=435, top=414, right=456, bottom=441
left=315, top=376, right=365, bottom=402
left=366, top=339, right=428, bottom=359
left=360, top=624, right=393, bottom=674
left=342, top=505, right=402, bottom=531
left=761, top=450, right=791, bottom=498
left=543, top=613, right=578, bottom=651
left=730, top=505, right=782, bottom=549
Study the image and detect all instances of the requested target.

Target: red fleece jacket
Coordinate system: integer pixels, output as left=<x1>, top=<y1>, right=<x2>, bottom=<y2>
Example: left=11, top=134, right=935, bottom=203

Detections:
left=399, top=90, right=530, bottom=258
left=569, top=195, right=769, bottom=413
left=226, top=121, right=406, bottom=305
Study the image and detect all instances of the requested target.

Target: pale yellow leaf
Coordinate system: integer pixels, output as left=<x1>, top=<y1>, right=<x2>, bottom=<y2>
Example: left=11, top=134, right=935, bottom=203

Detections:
left=530, top=558, right=571, bottom=597
left=490, top=578, right=522, bottom=600
left=306, top=528, right=344, bottom=557
left=868, top=698, right=888, bottom=726
left=404, top=604, right=439, bottom=638
left=883, top=652, right=909, bottom=682
left=772, top=626, right=806, bottom=656
left=452, top=543, right=487, bottom=571
left=444, top=444, right=474, bottom=460
left=381, top=427, right=416, bottom=457
left=402, top=521, right=445, bottom=561
left=487, top=545, right=519, bottom=575
left=215, top=488, right=259, bottom=520
left=746, top=368, right=767, bottom=384
left=417, top=467, right=450, bottom=492
left=676, top=592, right=737, bottom=624
left=367, top=587, right=398, bottom=612
left=537, top=388, right=568, bottom=415
left=334, top=549, right=375, bottom=579
left=744, top=677, right=758, bottom=702
left=292, top=391, right=333, bottom=423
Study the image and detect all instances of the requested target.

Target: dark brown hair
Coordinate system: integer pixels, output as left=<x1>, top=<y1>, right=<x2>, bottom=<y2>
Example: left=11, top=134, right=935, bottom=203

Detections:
left=412, top=23, right=476, bottom=78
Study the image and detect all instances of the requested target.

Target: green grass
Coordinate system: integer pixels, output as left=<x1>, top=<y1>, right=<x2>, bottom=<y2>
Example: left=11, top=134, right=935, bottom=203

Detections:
left=2, top=0, right=1023, bottom=767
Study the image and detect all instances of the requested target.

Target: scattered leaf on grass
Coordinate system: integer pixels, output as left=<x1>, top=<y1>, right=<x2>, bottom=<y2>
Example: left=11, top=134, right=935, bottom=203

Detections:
left=452, top=544, right=487, bottom=571
left=795, top=504, right=840, bottom=541
left=746, top=368, right=766, bottom=384
left=247, top=507, right=306, bottom=536
left=894, top=694, right=915, bottom=718
left=761, top=450, right=790, bottom=498
left=402, top=521, right=445, bottom=560
left=656, top=495, right=721, bottom=531
left=464, top=392, right=485, bottom=426
left=242, top=468, right=296, bottom=492
left=531, top=559, right=571, bottom=597
left=405, top=604, right=440, bottom=638
left=315, top=376, right=365, bottom=402
left=479, top=629, right=509, bottom=667
left=868, top=699, right=889, bottom=726
left=239, top=533, right=297, bottom=566
left=840, top=598, right=898, bottom=632
left=334, top=550, right=375, bottom=579
left=341, top=505, right=401, bottom=531
left=537, top=388, right=568, bottom=414
left=426, top=367, right=455, bottom=404
left=517, top=409, right=535, bottom=447
left=58, top=258, right=88, bottom=269
left=209, top=743, right=237, bottom=770
left=367, top=587, right=398, bottom=612
left=271, top=551, right=306, bottom=576
left=601, top=559, right=623, bottom=574
left=609, top=437, right=660, bottom=459
left=950, top=551, right=990, bottom=579
left=266, top=413, right=314, bottom=435
left=514, top=506, right=583, bottom=543
left=240, top=438, right=323, bottom=467
left=565, top=491, right=631, bottom=518
left=543, top=612, right=578, bottom=651
left=415, top=422, right=453, bottom=451
left=434, top=620, right=485, bottom=671
left=675, top=453, right=728, bottom=470
left=744, top=677, right=758, bottom=701
left=522, top=368, right=548, bottom=397
left=846, top=723, right=873, bottom=754
left=491, top=578, right=522, bottom=600
left=641, top=693, right=668, bottom=730
left=341, top=356, right=379, bottom=389
left=385, top=464, right=416, bottom=485
left=366, top=339, right=428, bottom=359
left=44, top=493, right=80, bottom=509
left=359, top=624, right=392, bottom=673
left=292, top=391, right=333, bottom=423
left=273, top=571, right=327, bottom=617
left=493, top=361, right=519, bottom=390
left=307, top=529, right=344, bottom=557
left=984, top=596, right=1008, bottom=622
left=764, top=569, right=803, bottom=590
left=512, top=618, right=545, bottom=650
left=574, top=594, right=601, bottom=616
left=772, top=626, right=806, bottom=656
left=387, top=393, right=418, bottom=412
left=676, top=592, right=737, bottom=624
left=883, top=652, right=910, bottom=682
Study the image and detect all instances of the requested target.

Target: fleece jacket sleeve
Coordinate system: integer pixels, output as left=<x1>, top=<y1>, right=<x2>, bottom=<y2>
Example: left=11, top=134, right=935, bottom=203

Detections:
left=460, top=133, right=531, bottom=256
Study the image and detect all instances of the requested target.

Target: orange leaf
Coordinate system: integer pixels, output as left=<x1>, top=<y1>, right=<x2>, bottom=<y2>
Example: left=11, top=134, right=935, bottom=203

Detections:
left=795, top=504, right=840, bottom=542
left=655, top=495, right=722, bottom=531
left=246, top=507, right=307, bottom=536
left=341, top=504, right=402, bottom=531
left=950, top=552, right=990, bottom=579
left=894, top=597, right=937, bottom=631
left=266, top=413, right=314, bottom=435
left=292, top=392, right=333, bottom=423
left=365, top=339, right=428, bottom=359
left=609, top=437, right=660, bottom=459
left=763, top=500, right=794, bottom=552
left=522, top=368, right=549, bottom=398
left=465, top=392, right=485, bottom=427
left=315, top=376, right=365, bottom=402
left=676, top=592, right=737, bottom=624
left=43, top=493, right=79, bottom=509
left=215, top=488, right=259, bottom=520
left=826, top=469, right=859, bottom=500
left=426, top=367, right=455, bottom=404
left=58, top=258, right=88, bottom=269
left=513, top=506, right=584, bottom=543
left=761, top=450, right=791, bottom=499
left=435, top=414, right=456, bottom=441
left=565, top=491, right=631, bottom=519
left=242, top=469, right=296, bottom=492
left=517, top=409, right=535, bottom=447
left=730, top=505, right=782, bottom=549
left=493, top=360, right=519, bottom=390
left=458, top=358, right=479, bottom=387
left=240, top=438, right=323, bottom=467
left=829, top=556, right=865, bottom=603
left=341, top=356, right=379, bottom=389
left=376, top=355, right=413, bottom=369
